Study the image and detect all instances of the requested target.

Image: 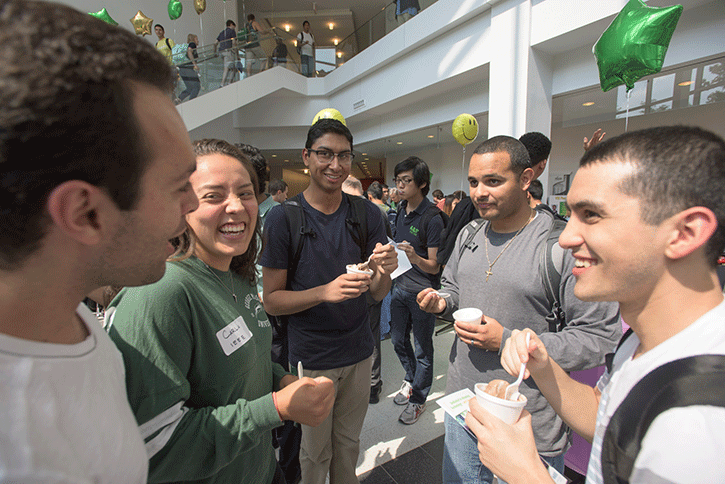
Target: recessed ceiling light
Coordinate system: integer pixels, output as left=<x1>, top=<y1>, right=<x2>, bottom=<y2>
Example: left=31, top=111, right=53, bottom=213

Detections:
left=362, top=153, right=367, bottom=156
left=678, top=80, right=693, bottom=86
left=396, top=142, right=403, bottom=145
left=328, top=22, right=334, bottom=30
left=303, top=169, right=309, bottom=174
left=272, top=154, right=277, bottom=157
left=284, top=24, right=290, bottom=32
left=333, top=39, right=339, bottom=46
left=284, top=159, right=289, bottom=162
left=582, top=102, right=595, bottom=106
left=336, top=52, right=342, bottom=58
left=365, top=158, right=369, bottom=161
left=427, top=135, right=434, bottom=138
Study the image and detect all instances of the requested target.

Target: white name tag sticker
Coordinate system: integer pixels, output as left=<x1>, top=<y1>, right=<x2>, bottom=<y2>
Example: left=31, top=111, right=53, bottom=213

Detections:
left=216, top=316, right=253, bottom=356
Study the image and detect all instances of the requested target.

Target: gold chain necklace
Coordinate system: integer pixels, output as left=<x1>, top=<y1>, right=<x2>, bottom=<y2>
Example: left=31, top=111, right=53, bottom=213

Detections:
left=203, top=262, right=237, bottom=303
left=484, top=209, right=534, bottom=282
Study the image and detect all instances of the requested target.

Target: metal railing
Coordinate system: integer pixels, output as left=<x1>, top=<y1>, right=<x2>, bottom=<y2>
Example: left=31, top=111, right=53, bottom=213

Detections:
left=172, top=1, right=437, bottom=101
left=172, top=27, right=301, bottom=102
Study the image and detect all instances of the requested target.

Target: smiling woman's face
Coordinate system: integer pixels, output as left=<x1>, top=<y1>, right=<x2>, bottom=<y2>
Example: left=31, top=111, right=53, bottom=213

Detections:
left=186, top=153, right=258, bottom=271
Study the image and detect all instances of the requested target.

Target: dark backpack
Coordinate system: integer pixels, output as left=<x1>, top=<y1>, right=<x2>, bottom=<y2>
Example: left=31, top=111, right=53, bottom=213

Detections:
left=281, top=192, right=369, bottom=284
left=601, top=329, right=725, bottom=483
left=394, top=203, right=449, bottom=289
left=456, top=205, right=567, bottom=332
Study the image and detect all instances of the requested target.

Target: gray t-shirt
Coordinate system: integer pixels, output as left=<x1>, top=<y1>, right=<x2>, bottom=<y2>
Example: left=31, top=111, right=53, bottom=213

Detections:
left=441, top=212, right=621, bottom=456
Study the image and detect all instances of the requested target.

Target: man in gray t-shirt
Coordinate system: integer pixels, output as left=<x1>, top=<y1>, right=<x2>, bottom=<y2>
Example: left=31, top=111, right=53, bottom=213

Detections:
left=418, top=135, right=621, bottom=484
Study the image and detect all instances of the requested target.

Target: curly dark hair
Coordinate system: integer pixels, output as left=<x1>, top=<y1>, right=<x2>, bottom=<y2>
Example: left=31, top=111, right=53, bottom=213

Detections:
left=519, top=132, right=552, bottom=165
left=0, top=0, right=176, bottom=270
left=171, top=139, right=261, bottom=284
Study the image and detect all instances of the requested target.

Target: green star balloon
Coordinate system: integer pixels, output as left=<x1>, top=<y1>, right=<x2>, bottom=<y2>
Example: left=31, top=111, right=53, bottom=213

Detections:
left=168, top=0, right=183, bottom=21
left=88, top=8, right=118, bottom=26
left=593, top=0, right=683, bottom=92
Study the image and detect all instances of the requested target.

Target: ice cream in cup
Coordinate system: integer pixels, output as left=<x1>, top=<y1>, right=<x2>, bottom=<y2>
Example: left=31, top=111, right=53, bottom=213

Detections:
left=452, top=307, right=483, bottom=325
left=346, top=263, right=373, bottom=276
left=474, top=380, right=527, bottom=425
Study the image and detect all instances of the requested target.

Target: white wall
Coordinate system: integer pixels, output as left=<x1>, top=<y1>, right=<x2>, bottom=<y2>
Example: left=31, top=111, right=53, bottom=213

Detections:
left=385, top=141, right=477, bottom=197
left=58, top=0, right=238, bottom=48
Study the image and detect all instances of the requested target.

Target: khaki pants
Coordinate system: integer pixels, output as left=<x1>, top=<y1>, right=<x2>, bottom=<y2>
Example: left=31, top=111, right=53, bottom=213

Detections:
left=300, top=355, right=373, bottom=484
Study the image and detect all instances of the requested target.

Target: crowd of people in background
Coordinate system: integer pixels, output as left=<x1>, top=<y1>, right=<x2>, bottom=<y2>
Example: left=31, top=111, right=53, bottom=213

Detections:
left=3, top=2, right=725, bottom=484
left=151, top=16, right=322, bottom=101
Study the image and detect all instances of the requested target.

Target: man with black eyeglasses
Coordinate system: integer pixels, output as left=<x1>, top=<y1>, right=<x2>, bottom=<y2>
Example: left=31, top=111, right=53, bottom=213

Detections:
left=390, top=156, right=445, bottom=425
left=261, top=119, right=398, bottom=484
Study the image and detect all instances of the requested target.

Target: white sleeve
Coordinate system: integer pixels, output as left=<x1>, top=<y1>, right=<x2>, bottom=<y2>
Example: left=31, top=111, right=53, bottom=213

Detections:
left=631, top=406, right=725, bottom=484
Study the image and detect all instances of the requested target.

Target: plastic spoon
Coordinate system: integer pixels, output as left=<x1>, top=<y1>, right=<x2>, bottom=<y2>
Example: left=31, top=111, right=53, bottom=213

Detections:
left=357, top=253, right=374, bottom=270
left=431, top=291, right=451, bottom=299
left=504, top=332, right=531, bottom=401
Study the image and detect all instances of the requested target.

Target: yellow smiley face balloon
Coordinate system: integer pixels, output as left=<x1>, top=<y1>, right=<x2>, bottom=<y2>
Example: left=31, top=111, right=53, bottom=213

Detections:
left=312, top=108, right=346, bottom=126
left=452, top=113, right=479, bottom=146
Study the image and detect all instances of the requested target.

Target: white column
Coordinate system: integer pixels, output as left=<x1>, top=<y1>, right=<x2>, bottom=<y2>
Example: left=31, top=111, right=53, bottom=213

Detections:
left=488, top=0, right=554, bottom=198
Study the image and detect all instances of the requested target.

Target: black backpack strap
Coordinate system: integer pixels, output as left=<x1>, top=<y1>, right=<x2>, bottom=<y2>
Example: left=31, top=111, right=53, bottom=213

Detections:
left=281, top=193, right=315, bottom=284
left=457, top=218, right=486, bottom=261
left=605, top=328, right=634, bottom=373
left=536, top=205, right=567, bottom=333
left=418, top=205, right=448, bottom=249
left=344, top=193, right=369, bottom=261
left=602, top=354, right=725, bottom=483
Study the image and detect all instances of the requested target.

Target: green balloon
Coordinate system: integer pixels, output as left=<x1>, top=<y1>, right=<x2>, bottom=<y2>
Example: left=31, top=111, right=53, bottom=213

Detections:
left=88, top=8, right=118, bottom=26
left=168, top=0, right=183, bottom=21
left=593, top=0, right=682, bottom=92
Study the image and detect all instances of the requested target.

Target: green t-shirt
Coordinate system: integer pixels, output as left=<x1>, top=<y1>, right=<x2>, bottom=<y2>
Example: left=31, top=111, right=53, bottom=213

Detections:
left=108, top=256, right=287, bottom=484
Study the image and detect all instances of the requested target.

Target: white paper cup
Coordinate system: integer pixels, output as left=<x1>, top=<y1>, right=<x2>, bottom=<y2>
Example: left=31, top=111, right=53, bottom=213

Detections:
left=474, top=383, right=527, bottom=424
left=346, top=264, right=373, bottom=276
left=452, top=307, right=483, bottom=324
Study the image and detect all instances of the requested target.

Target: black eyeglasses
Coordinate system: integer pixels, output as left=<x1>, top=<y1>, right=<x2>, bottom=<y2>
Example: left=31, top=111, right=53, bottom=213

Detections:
left=393, top=176, right=414, bottom=186
left=307, top=149, right=355, bottom=165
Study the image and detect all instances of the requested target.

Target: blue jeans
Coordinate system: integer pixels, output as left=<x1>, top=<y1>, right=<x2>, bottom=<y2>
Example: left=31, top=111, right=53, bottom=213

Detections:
left=442, top=414, right=565, bottom=484
left=390, top=285, right=435, bottom=405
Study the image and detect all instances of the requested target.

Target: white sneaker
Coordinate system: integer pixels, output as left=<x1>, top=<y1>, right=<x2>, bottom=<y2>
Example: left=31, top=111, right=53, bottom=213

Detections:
left=394, top=380, right=413, bottom=406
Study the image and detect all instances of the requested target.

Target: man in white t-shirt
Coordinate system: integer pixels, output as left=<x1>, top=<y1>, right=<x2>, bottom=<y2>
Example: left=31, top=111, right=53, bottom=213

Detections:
left=297, top=20, right=315, bottom=77
left=0, top=1, right=198, bottom=482
left=465, top=126, right=725, bottom=484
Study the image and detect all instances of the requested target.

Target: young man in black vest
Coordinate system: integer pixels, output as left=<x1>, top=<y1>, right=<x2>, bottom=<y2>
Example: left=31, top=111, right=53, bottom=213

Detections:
left=390, top=156, right=445, bottom=424
left=467, top=126, right=725, bottom=484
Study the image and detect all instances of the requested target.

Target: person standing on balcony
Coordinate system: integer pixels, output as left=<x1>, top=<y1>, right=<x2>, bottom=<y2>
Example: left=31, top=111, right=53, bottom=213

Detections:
left=297, top=20, right=315, bottom=78
left=214, top=19, right=237, bottom=87
left=396, top=0, right=420, bottom=25
left=272, top=37, right=288, bottom=67
left=154, top=24, right=175, bottom=65
left=245, top=14, right=268, bottom=77
left=178, top=34, right=200, bottom=102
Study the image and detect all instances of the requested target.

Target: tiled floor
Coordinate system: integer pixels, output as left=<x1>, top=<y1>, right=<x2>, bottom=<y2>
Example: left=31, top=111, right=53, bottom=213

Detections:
left=355, top=321, right=455, bottom=483
left=353, top=320, right=587, bottom=484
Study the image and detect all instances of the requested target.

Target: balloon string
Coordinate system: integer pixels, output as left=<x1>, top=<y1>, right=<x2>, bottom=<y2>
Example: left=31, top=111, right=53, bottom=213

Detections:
left=625, top=89, right=631, bottom=132
left=461, top=146, right=466, bottom=193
